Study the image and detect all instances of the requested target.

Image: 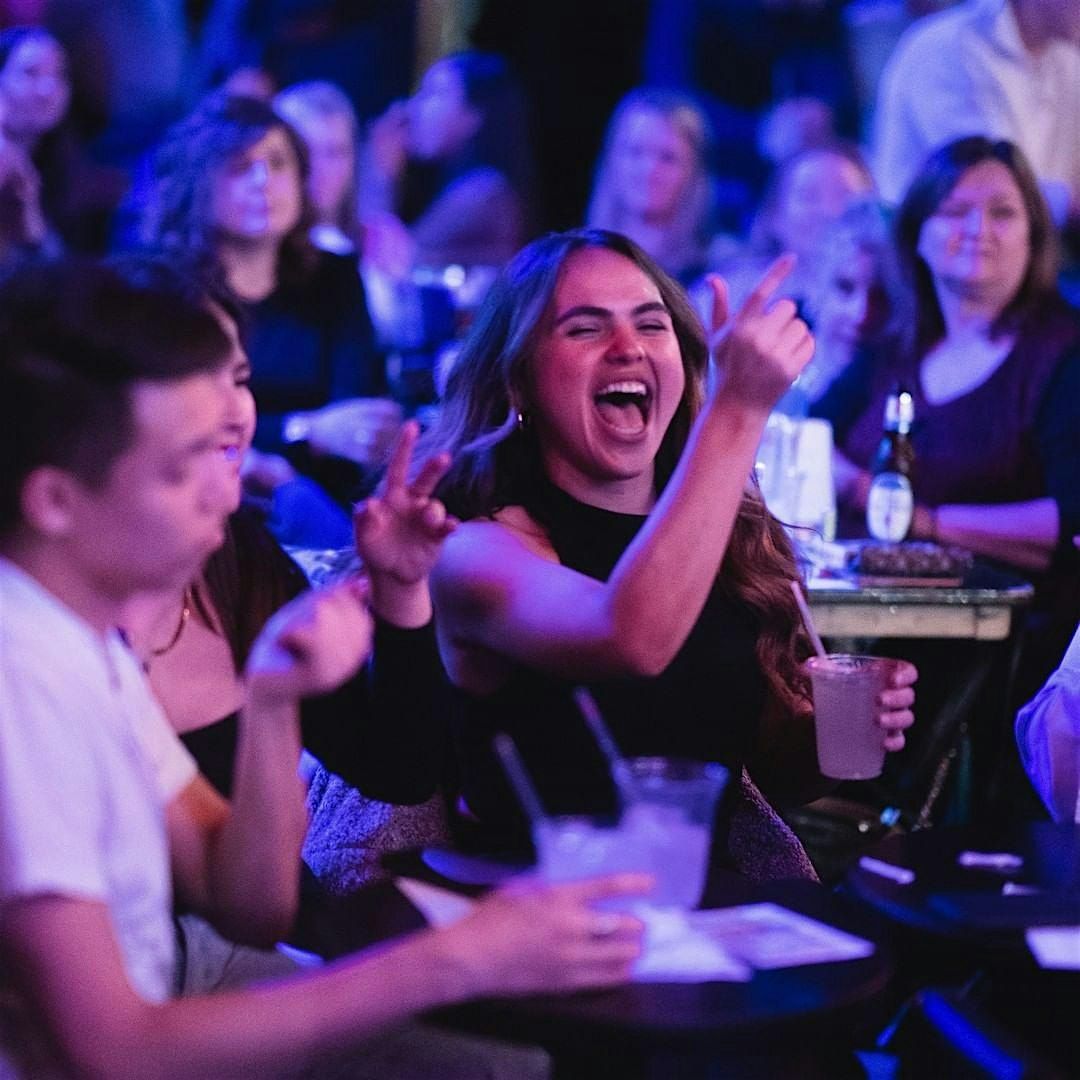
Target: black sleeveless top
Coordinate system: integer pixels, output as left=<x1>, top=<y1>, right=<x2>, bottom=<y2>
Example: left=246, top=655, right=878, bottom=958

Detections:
left=450, top=480, right=767, bottom=850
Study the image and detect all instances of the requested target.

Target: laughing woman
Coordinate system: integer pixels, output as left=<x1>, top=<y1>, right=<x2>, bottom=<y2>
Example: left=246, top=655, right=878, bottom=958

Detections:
left=427, top=229, right=917, bottom=876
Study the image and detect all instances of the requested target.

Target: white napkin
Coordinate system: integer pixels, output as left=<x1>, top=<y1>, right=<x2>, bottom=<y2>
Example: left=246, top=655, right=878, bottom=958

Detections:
left=1026, top=926, right=1080, bottom=970
left=633, top=906, right=751, bottom=982
left=397, top=877, right=478, bottom=927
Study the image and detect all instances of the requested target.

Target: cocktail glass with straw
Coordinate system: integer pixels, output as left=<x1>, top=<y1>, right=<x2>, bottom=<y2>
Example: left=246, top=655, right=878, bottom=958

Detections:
left=572, top=689, right=727, bottom=909
left=790, top=580, right=891, bottom=780
left=496, top=733, right=650, bottom=902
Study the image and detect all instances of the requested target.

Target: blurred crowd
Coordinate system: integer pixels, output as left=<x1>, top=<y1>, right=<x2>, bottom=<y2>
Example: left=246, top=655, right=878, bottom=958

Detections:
left=2, top=3, right=1079, bottom=1075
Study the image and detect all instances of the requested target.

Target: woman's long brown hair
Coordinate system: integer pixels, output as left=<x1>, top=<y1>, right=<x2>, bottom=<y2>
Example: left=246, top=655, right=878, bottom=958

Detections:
left=425, top=228, right=813, bottom=717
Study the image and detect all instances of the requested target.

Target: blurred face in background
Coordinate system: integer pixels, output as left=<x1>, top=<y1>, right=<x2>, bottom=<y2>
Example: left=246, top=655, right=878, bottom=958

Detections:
left=407, top=59, right=480, bottom=161
left=814, top=239, right=890, bottom=353
left=0, top=34, right=69, bottom=142
left=917, top=159, right=1031, bottom=307
left=287, top=109, right=354, bottom=224
left=773, top=150, right=873, bottom=260
left=210, top=127, right=303, bottom=244
left=609, top=107, right=697, bottom=224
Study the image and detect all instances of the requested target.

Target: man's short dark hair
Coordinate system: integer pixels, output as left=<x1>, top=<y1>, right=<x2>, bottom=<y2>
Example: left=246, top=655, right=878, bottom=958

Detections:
left=0, top=257, right=231, bottom=536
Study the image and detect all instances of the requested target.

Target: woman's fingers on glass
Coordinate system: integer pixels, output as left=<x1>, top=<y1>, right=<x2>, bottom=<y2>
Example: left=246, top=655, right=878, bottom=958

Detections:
left=878, top=685, right=915, bottom=710
left=887, top=659, right=918, bottom=687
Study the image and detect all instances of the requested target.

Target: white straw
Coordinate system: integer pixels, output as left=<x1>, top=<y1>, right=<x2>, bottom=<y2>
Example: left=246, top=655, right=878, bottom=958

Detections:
left=790, top=579, right=828, bottom=659
left=494, top=733, right=546, bottom=826
left=573, top=687, right=637, bottom=800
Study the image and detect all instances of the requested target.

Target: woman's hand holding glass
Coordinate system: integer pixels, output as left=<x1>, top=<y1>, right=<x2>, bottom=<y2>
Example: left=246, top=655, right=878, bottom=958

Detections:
left=877, top=659, right=918, bottom=752
left=438, top=874, right=649, bottom=997
left=706, top=254, right=816, bottom=415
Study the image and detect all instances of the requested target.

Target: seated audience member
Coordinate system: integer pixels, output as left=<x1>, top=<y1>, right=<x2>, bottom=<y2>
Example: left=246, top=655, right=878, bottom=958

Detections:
left=110, top=257, right=450, bottom=923
left=360, top=50, right=533, bottom=272
left=146, top=93, right=401, bottom=513
left=713, top=141, right=876, bottom=312
left=757, top=96, right=838, bottom=170
left=274, top=80, right=361, bottom=257
left=814, top=138, right=1080, bottom=563
left=1016, top=613, right=1080, bottom=823
left=586, top=87, right=717, bottom=286
left=276, top=79, right=455, bottom=403
left=874, top=0, right=1080, bottom=226
left=781, top=198, right=907, bottom=412
left=0, top=126, right=50, bottom=267
left=425, top=229, right=916, bottom=871
left=0, top=26, right=125, bottom=252
left=813, top=136, right=1080, bottom=696
left=0, top=259, right=647, bottom=1079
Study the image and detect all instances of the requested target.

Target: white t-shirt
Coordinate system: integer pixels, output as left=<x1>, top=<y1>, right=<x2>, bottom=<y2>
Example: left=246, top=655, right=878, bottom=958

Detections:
left=874, top=0, right=1080, bottom=216
left=1016, top=622, right=1080, bottom=823
left=0, top=557, right=197, bottom=1065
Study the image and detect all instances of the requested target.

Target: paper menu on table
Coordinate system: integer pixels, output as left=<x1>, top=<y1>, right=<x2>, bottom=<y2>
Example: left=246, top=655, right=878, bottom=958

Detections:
left=1026, top=926, right=1080, bottom=970
left=395, top=880, right=872, bottom=979
left=690, top=903, right=875, bottom=968
left=397, top=877, right=478, bottom=927
left=634, top=907, right=751, bottom=982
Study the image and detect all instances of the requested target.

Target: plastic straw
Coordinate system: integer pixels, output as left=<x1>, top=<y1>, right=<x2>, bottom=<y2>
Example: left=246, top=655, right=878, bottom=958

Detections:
left=790, top=579, right=828, bottom=659
left=573, top=687, right=637, bottom=799
left=494, top=733, right=546, bottom=826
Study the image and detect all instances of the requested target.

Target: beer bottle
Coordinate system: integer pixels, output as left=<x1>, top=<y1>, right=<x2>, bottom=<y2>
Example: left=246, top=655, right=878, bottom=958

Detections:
left=866, top=387, right=915, bottom=541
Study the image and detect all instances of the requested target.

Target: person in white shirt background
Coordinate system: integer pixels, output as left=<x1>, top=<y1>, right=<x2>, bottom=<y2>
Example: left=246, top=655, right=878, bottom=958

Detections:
left=1016, top=536, right=1080, bottom=823
left=874, top=0, right=1080, bottom=227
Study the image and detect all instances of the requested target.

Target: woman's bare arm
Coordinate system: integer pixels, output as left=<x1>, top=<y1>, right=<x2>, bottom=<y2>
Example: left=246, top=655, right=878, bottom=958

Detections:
left=434, top=258, right=815, bottom=691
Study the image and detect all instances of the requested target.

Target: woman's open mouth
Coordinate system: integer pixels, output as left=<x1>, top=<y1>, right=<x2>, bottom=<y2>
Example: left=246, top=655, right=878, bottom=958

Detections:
left=593, top=379, right=652, bottom=435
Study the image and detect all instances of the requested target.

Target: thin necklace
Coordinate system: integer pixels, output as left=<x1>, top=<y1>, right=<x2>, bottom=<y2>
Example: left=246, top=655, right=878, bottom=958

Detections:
left=149, top=587, right=192, bottom=661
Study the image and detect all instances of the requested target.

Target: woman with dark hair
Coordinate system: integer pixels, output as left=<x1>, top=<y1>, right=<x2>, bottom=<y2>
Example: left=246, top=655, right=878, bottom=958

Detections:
left=146, top=93, right=401, bottom=511
left=361, top=50, right=534, bottom=271
left=0, top=25, right=123, bottom=253
left=427, top=228, right=916, bottom=873
left=112, top=254, right=453, bottom=957
left=586, top=87, right=716, bottom=286
left=815, top=136, right=1080, bottom=576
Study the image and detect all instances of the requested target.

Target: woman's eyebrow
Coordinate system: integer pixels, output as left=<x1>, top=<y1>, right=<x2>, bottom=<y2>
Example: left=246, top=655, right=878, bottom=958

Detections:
left=553, top=301, right=668, bottom=327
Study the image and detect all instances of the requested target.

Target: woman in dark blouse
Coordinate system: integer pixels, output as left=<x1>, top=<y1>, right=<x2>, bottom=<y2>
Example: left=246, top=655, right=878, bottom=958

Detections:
left=118, top=261, right=454, bottom=953
left=814, top=137, right=1080, bottom=569
left=425, top=228, right=916, bottom=867
left=147, top=93, right=401, bottom=507
left=813, top=136, right=1080, bottom=701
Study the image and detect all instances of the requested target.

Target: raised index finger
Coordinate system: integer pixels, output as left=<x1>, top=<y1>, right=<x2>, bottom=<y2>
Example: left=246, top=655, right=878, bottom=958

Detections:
left=740, top=253, right=797, bottom=317
left=382, top=419, right=419, bottom=494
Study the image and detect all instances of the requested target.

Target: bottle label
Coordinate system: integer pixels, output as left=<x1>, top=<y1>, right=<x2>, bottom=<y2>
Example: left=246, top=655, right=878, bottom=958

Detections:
left=867, top=473, right=914, bottom=541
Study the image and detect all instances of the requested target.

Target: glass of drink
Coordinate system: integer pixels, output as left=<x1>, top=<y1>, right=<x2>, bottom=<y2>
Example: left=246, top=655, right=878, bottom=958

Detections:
left=621, top=757, right=728, bottom=909
left=806, top=654, right=892, bottom=779
left=533, top=815, right=651, bottom=910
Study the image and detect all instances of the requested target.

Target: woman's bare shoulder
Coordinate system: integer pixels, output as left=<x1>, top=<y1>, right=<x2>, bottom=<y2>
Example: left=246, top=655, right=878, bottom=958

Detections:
left=436, top=508, right=557, bottom=574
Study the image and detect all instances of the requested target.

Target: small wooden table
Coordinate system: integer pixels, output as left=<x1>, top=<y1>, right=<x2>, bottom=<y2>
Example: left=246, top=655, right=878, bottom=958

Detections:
left=807, top=563, right=1033, bottom=643
left=426, top=874, right=893, bottom=1080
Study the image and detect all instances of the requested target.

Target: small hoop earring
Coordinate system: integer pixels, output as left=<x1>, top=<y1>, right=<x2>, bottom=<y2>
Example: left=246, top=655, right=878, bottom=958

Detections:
left=516, top=409, right=529, bottom=430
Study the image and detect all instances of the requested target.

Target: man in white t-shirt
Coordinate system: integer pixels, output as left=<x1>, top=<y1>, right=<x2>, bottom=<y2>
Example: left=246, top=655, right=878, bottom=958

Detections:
left=874, top=0, right=1080, bottom=222
left=0, top=261, right=647, bottom=1078
left=1016, top=620, right=1080, bottom=822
